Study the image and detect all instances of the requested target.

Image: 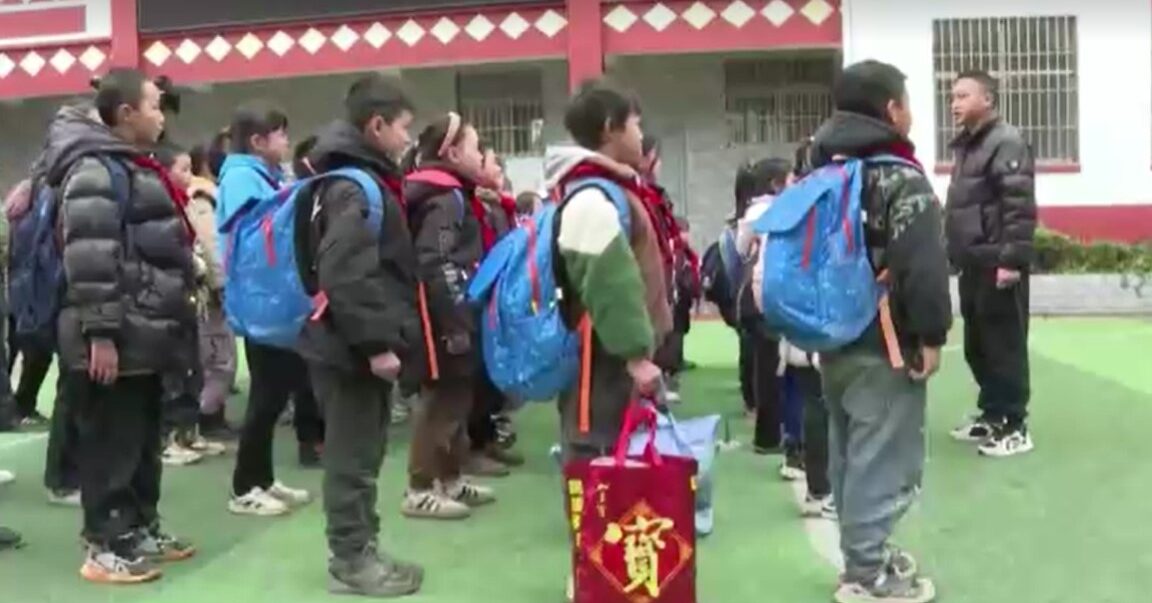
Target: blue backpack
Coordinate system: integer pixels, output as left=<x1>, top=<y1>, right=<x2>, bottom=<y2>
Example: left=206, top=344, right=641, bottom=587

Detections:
left=466, top=177, right=631, bottom=402
left=752, top=155, right=919, bottom=352
left=221, top=168, right=383, bottom=349
left=9, top=157, right=129, bottom=344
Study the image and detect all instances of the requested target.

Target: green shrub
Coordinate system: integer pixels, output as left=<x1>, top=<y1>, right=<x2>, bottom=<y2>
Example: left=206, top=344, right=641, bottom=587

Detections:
left=1032, top=228, right=1152, bottom=274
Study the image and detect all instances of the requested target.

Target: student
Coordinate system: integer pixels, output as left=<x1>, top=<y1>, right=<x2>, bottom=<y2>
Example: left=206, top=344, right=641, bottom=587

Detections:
left=732, top=158, right=791, bottom=452
left=946, top=69, right=1037, bottom=457
left=514, top=191, right=542, bottom=223
left=809, top=60, right=951, bottom=603
left=4, top=179, right=48, bottom=431
left=154, top=142, right=226, bottom=464
left=19, top=100, right=103, bottom=507
left=547, top=80, right=670, bottom=601
left=777, top=340, right=834, bottom=519
left=300, top=73, right=423, bottom=596
left=218, top=102, right=316, bottom=515
left=54, top=68, right=197, bottom=583
left=187, top=137, right=238, bottom=441
left=402, top=112, right=494, bottom=520
left=466, top=145, right=523, bottom=477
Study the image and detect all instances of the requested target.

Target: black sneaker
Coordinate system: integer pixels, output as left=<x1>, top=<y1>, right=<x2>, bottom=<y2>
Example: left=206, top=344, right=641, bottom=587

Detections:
left=949, top=415, right=997, bottom=442
left=978, top=424, right=1035, bottom=458
left=779, top=443, right=805, bottom=481
left=0, top=526, right=24, bottom=551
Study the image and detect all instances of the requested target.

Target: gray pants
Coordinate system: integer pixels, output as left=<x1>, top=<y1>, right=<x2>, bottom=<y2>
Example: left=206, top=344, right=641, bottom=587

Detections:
left=309, top=362, right=391, bottom=561
left=823, top=349, right=926, bottom=583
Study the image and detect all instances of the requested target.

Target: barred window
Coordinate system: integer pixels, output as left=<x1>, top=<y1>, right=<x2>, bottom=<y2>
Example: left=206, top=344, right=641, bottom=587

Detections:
left=457, top=69, right=544, bottom=157
left=724, top=54, right=836, bottom=146
left=933, top=16, right=1080, bottom=163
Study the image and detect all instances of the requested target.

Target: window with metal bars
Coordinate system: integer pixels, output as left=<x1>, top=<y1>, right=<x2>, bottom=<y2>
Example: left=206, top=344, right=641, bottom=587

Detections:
left=457, top=69, right=544, bottom=157
left=932, top=16, right=1080, bottom=164
left=724, top=54, right=836, bottom=146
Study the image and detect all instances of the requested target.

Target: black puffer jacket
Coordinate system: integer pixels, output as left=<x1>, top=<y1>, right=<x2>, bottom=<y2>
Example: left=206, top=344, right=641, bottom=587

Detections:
left=811, top=112, right=953, bottom=351
left=404, top=164, right=484, bottom=382
left=49, top=118, right=196, bottom=375
left=945, top=118, right=1037, bottom=269
left=298, top=120, right=421, bottom=378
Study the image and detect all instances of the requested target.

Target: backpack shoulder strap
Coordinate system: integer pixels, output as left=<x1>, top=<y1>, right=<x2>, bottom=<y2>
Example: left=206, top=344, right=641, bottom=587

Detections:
left=94, top=155, right=132, bottom=205
left=863, top=154, right=923, bottom=173
left=322, top=168, right=385, bottom=234
left=564, top=176, right=631, bottom=234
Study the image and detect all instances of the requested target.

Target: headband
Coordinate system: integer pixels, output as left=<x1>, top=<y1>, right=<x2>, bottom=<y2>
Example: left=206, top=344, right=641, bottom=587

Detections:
left=437, top=112, right=462, bottom=159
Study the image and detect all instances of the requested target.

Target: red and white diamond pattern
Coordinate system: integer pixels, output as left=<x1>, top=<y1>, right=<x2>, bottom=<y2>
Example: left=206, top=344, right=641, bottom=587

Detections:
left=143, top=9, right=569, bottom=67
left=604, top=0, right=836, bottom=32
left=0, top=44, right=106, bottom=79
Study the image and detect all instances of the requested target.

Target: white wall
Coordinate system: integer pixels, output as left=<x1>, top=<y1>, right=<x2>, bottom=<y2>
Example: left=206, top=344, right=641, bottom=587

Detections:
left=844, top=0, right=1152, bottom=207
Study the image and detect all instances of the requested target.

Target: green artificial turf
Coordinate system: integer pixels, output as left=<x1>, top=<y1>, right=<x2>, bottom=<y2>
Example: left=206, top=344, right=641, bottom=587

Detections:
left=0, top=318, right=1148, bottom=602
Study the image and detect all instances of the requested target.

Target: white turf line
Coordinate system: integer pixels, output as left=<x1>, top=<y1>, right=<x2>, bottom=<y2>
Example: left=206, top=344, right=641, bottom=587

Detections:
left=0, top=433, right=47, bottom=453
left=792, top=345, right=960, bottom=570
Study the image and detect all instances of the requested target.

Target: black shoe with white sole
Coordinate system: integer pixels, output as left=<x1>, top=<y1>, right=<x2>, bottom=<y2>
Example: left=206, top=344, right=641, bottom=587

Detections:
left=978, top=425, right=1034, bottom=458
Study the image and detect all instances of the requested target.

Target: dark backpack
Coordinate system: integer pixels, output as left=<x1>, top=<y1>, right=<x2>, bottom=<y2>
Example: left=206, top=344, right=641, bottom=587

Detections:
left=701, top=240, right=737, bottom=328
left=9, top=157, right=130, bottom=344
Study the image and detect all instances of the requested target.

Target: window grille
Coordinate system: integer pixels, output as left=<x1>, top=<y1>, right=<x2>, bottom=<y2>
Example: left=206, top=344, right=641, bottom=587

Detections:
left=457, top=69, right=544, bottom=157
left=724, top=55, right=835, bottom=146
left=932, top=16, right=1079, bottom=163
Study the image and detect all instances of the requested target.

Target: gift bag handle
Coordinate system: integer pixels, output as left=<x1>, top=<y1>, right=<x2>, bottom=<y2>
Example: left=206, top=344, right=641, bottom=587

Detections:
left=612, top=399, right=662, bottom=466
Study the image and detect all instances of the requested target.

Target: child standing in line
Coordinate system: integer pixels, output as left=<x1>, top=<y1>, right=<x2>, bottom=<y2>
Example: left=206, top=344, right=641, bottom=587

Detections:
left=777, top=339, right=835, bottom=518
left=155, top=142, right=227, bottom=465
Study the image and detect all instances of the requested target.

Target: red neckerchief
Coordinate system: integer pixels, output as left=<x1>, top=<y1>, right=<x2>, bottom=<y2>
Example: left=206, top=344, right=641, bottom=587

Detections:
left=132, top=155, right=194, bottom=243
left=866, top=138, right=924, bottom=171
left=556, top=162, right=676, bottom=267
left=380, top=173, right=404, bottom=207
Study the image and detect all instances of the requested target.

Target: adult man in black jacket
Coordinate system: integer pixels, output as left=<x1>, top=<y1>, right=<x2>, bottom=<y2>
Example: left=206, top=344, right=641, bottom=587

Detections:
left=299, top=74, right=424, bottom=598
left=55, top=69, right=197, bottom=583
left=945, top=70, right=1037, bottom=458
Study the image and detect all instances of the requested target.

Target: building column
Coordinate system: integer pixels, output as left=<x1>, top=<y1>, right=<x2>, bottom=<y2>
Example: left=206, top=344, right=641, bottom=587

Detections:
left=108, top=0, right=139, bottom=69
left=566, top=0, right=604, bottom=92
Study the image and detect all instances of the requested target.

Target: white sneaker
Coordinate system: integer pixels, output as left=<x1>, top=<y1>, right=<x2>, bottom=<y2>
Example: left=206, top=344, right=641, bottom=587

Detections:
left=48, top=489, right=81, bottom=507
left=950, top=415, right=996, bottom=443
left=443, top=479, right=495, bottom=507
left=228, top=487, right=290, bottom=516
left=565, top=574, right=574, bottom=602
left=401, top=489, right=471, bottom=520
left=779, top=461, right=806, bottom=482
left=978, top=427, right=1034, bottom=458
left=267, top=481, right=311, bottom=507
left=0, top=469, right=14, bottom=487
left=185, top=428, right=227, bottom=457
left=801, top=494, right=837, bottom=520
left=161, top=441, right=203, bottom=467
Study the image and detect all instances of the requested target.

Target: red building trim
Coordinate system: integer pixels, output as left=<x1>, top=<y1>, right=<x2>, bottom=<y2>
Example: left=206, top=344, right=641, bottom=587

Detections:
left=565, top=0, right=603, bottom=91
left=1041, top=205, right=1152, bottom=244
left=0, top=42, right=110, bottom=98
left=139, top=6, right=569, bottom=85
left=601, top=0, right=841, bottom=55
left=0, top=6, right=86, bottom=40
left=109, top=0, right=139, bottom=68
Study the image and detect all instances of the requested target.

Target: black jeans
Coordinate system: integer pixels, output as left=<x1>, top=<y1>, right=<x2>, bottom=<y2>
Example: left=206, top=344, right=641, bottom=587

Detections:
left=959, top=268, right=1031, bottom=427
left=751, top=335, right=783, bottom=450
left=44, top=370, right=80, bottom=492
left=739, top=333, right=754, bottom=412
left=232, top=341, right=323, bottom=495
left=468, top=371, right=505, bottom=452
left=310, top=363, right=391, bottom=560
left=10, top=338, right=53, bottom=418
left=73, top=372, right=164, bottom=547
left=794, top=366, right=830, bottom=498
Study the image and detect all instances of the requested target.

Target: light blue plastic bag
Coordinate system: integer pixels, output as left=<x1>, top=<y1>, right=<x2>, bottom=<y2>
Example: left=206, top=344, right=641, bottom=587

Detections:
left=628, top=408, right=721, bottom=537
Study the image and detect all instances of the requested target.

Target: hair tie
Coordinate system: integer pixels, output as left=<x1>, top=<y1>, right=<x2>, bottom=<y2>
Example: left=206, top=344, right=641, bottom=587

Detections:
left=437, top=112, right=462, bottom=159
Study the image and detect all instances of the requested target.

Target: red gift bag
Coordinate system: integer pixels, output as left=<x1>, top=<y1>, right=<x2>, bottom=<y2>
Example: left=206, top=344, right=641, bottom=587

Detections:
left=564, top=403, right=698, bottom=603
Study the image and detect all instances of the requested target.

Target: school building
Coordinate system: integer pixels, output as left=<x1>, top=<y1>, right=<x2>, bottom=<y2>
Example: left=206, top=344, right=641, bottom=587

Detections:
left=0, top=0, right=1149, bottom=245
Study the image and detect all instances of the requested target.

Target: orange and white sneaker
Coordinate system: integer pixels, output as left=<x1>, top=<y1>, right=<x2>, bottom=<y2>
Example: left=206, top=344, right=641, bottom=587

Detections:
left=80, top=546, right=162, bottom=584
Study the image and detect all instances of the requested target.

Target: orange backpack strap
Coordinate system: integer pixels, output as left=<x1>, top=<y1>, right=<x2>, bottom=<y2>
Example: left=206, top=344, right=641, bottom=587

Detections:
left=875, top=270, right=905, bottom=370
left=578, top=315, right=593, bottom=434
left=417, top=282, right=440, bottom=381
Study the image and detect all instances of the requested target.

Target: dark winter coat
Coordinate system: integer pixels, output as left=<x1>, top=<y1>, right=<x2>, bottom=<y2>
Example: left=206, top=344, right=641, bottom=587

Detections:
left=49, top=117, right=197, bottom=375
left=297, top=120, right=421, bottom=378
left=811, top=111, right=953, bottom=352
left=945, top=117, right=1037, bottom=269
left=404, top=165, right=484, bottom=382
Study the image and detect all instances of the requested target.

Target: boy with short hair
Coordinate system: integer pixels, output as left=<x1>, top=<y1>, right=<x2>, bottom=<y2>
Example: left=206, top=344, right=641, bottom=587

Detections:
left=55, top=68, right=197, bottom=583
left=301, top=73, right=423, bottom=597
left=810, top=60, right=951, bottom=603
left=218, top=103, right=320, bottom=516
